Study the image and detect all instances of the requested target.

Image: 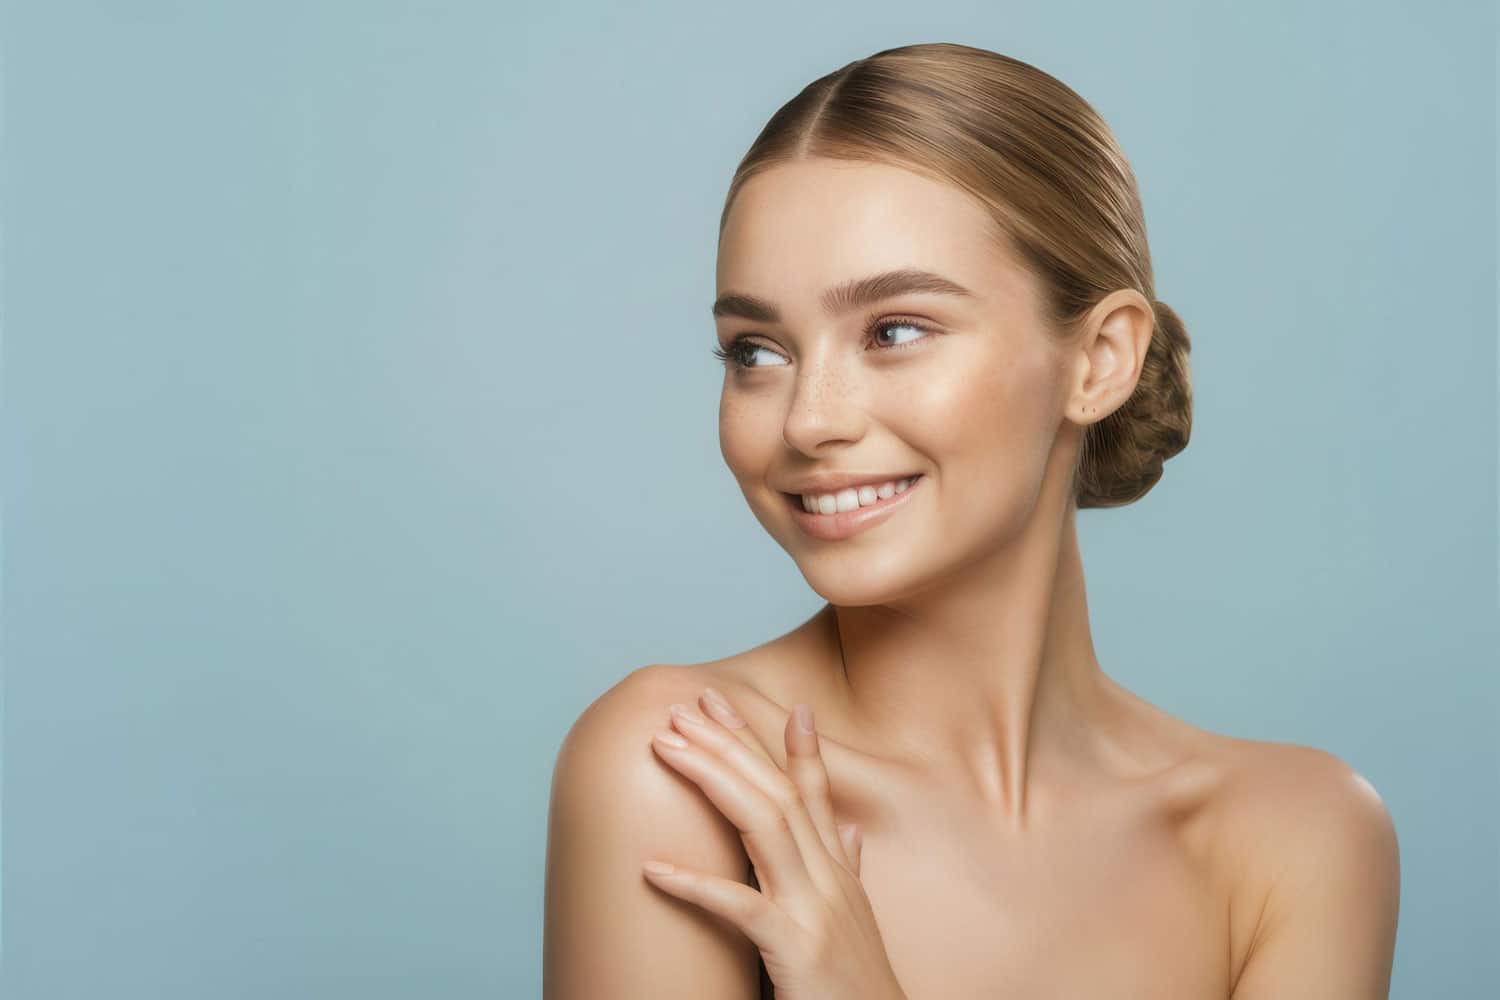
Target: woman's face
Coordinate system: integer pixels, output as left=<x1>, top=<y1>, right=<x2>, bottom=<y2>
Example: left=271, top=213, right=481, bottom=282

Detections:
left=714, top=158, right=1079, bottom=605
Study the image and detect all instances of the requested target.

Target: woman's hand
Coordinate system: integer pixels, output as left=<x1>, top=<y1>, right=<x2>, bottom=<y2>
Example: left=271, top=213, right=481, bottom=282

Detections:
left=642, top=687, right=908, bottom=1000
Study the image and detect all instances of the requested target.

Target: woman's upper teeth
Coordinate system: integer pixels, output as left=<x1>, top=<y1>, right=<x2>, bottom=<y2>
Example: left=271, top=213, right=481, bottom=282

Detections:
left=801, top=477, right=915, bottom=514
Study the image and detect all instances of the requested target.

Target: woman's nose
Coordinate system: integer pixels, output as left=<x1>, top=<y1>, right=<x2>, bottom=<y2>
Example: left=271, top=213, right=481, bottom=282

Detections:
left=780, top=361, right=867, bottom=456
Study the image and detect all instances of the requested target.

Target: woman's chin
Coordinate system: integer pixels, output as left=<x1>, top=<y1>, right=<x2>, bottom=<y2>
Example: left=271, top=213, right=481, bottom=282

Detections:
left=796, top=561, right=927, bottom=608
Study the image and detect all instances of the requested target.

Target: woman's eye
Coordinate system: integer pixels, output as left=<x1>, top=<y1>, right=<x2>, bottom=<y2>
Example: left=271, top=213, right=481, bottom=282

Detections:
left=737, top=342, right=789, bottom=368
left=872, top=320, right=931, bottom=349
left=713, top=338, right=789, bottom=370
left=714, top=318, right=934, bottom=372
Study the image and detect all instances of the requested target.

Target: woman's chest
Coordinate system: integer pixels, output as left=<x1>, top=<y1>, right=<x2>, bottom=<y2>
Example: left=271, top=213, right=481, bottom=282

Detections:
left=854, top=817, right=1230, bottom=999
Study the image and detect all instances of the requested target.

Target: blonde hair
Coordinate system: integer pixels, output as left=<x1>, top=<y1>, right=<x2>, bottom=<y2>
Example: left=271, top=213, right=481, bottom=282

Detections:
left=718, top=42, right=1193, bottom=508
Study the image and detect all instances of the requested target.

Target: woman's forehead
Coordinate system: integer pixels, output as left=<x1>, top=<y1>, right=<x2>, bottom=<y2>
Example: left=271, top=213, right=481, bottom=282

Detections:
left=722, top=160, right=990, bottom=249
left=717, top=163, right=1034, bottom=320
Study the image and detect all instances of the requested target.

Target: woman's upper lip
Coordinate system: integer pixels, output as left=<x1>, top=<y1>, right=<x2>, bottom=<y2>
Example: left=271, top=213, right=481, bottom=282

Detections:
left=778, top=471, right=922, bottom=494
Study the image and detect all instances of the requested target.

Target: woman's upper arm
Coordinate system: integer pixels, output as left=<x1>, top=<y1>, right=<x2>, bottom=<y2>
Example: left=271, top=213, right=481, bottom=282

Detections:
left=544, top=665, right=761, bottom=999
left=1229, top=749, right=1401, bottom=1000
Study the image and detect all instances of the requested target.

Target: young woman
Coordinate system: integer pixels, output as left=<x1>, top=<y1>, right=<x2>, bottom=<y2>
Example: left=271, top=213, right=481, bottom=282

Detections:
left=544, top=42, right=1400, bottom=999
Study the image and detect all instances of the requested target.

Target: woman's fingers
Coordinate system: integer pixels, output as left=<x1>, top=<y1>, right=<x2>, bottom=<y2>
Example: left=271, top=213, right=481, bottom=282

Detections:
left=663, top=698, right=843, bottom=898
left=698, top=687, right=777, bottom=766
left=839, top=822, right=862, bottom=877
left=640, top=860, right=793, bottom=955
left=651, top=722, right=814, bottom=901
left=646, top=692, right=904, bottom=997
left=699, top=688, right=852, bottom=874
left=783, top=704, right=855, bottom=872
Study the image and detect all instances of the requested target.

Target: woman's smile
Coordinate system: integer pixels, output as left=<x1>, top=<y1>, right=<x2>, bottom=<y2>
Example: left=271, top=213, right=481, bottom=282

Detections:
left=782, top=473, right=925, bottom=541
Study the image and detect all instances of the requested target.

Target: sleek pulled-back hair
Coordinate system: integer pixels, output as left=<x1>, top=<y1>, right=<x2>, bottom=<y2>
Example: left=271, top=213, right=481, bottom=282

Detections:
left=718, top=42, right=1192, bottom=509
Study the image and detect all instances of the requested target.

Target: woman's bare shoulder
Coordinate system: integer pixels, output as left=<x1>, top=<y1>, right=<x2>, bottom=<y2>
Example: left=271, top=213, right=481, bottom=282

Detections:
left=1151, top=724, right=1391, bottom=865
left=549, top=660, right=753, bottom=849
left=1192, top=734, right=1393, bottom=851
left=1180, top=733, right=1399, bottom=994
left=558, top=654, right=794, bottom=743
left=545, top=663, right=764, bottom=996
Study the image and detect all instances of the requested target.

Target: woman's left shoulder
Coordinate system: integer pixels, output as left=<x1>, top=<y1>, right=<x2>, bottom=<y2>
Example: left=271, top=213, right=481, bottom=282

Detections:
left=1168, top=732, right=1395, bottom=856
left=1205, top=736, right=1395, bottom=833
left=1198, top=736, right=1401, bottom=994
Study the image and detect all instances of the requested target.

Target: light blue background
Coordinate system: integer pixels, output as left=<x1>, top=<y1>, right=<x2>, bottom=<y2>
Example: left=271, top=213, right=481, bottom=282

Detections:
left=2, top=1, right=1496, bottom=997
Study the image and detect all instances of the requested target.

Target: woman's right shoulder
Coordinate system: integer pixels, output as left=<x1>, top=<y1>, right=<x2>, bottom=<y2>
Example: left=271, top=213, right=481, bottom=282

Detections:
left=544, top=664, right=761, bottom=995
left=549, top=662, right=749, bottom=853
left=554, top=658, right=782, bottom=767
left=552, top=662, right=707, bottom=791
left=554, top=663, right=729, bottom=767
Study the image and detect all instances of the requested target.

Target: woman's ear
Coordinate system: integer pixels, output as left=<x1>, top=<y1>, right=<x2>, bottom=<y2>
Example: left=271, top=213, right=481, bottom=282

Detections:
left=1067, top=289, right=1154, bottom=423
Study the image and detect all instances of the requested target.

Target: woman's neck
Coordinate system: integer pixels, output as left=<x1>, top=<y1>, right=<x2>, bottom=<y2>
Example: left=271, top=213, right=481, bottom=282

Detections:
left=819, top=503, right=1127, bottom=830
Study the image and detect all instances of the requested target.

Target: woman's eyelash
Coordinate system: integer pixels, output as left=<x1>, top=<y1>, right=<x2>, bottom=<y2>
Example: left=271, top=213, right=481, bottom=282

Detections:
left=711, top=317, right=936, bottom=371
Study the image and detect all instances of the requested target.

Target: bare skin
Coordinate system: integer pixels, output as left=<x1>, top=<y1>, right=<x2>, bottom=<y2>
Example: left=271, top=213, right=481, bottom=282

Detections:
left=544, top=158, right=1400, bottom=998
left=684, top=607, right=1352, bottom=997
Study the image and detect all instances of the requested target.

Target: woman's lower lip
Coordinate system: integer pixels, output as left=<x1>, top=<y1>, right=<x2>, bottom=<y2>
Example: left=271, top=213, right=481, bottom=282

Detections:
left=784, top=475, right=924, bottom=541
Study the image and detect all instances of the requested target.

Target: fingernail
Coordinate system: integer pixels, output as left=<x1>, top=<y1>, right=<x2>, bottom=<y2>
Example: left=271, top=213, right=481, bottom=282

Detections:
left=668, top=703, right=707, bottom=727
left=653, top=728, right=688, bottom=749
left=643, top=859, right=676, bottom=876
left=794, top=703, right=815, bottom=734
left=700, top=687, right=745, bottom=729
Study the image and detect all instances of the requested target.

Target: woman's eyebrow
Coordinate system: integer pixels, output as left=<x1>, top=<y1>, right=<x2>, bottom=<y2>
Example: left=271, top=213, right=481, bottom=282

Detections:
left=711, top=267, right=975, bottom=323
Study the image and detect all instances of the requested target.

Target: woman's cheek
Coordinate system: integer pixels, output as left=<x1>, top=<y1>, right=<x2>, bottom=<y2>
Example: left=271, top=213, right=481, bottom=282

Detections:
left=718, top=390, right=773, bottom=483
left=915, top=349, right=1059, bottom=514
